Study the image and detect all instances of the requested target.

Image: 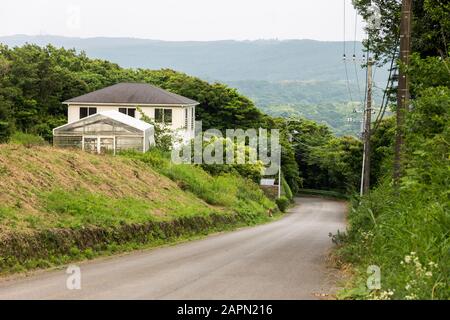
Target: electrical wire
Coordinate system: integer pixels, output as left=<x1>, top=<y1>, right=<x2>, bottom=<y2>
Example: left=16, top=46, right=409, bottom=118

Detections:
left=373, top=45, right=399, bottom=130
left=343, top=0, right=354, bottom=102
left=353, top=9, right=363, bottom=103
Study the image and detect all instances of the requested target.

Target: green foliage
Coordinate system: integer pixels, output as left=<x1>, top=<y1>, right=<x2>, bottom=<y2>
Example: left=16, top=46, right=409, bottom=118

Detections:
left=136, top=107, right=174, bottom=151
left=131, top=69, right=273, bottom=132
left=43, top=189, right=156, bottom=228
left=353, top=0, right=450, bottom=63
left=0, top=119, right=13, bottom=143
left=281, top=117, right=363, bottom=194
left=9, top=131, right=46, bottom=147
left=120, top=149, right=275, bottom=216
left=199, top=136, right=264, bottom=184
left=298, top=189, right=349, bottom=200
left=0, top=44, right=271, bottom=141
left=230, top=80, right=386, bottom=137
left=339, top=179, right=449, bottom=300
left=0, top=56, right=15, bottom=142
left=309, top=136, right=363, bottom=193
left=275, top=197, right=290, bottom=212
left=370, top=116, right=396, bottom=186
left=281, top=176, right=293, bottom=201
left=407, top=54, right=450, bottom=94
left=338, top=54, right=450, bottom=300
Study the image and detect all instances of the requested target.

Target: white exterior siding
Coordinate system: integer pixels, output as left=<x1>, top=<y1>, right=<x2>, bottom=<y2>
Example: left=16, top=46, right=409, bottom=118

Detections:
left=67, top=104, right=195, bottom=142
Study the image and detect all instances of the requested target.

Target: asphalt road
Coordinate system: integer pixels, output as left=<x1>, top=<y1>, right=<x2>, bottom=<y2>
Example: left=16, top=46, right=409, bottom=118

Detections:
left=0, top=196, right=347, bottom=300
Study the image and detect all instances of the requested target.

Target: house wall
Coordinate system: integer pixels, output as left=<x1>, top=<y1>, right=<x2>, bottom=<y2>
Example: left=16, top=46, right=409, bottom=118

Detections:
left=67, top=104, right=195, bottom=141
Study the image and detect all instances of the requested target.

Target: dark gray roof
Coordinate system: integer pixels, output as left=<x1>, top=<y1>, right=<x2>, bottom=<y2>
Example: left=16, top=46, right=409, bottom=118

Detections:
left=64, top=83, right=199, bottom=105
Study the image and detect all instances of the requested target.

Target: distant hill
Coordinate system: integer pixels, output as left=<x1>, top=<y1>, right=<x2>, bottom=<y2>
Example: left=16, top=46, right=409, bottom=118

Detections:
left=0, top=35, right=387, bottom=83
left=0, top=35, right=389, bottom=135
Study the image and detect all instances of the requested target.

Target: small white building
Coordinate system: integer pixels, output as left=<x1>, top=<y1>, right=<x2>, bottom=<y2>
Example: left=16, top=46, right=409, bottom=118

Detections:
left=63, top=82, right=199, bottom=143
left=53, top=110, right=154, bottom=154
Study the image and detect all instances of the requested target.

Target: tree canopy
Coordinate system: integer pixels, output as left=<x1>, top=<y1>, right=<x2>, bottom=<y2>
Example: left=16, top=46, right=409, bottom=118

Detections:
left=353, top=0, right=450, bottom=63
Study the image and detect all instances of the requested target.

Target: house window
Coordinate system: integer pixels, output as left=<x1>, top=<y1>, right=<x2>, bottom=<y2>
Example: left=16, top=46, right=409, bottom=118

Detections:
left=80, top=107, right=97, bottom=119
left=155, top=108, right=172, bottom=124
left=184, top=108, right=188, bottom=129
left=191, top=107, right=194, bottom=129
left=119, top=107, right=136, bottom=118
left=155, top=108, right=163, bottom=123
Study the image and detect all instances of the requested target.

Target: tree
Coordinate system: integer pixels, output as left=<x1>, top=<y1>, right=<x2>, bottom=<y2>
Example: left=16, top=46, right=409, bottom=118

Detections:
left=199, top=136, right=265, bottom=183
left=0, top=51, right=15, bottom=142
left=137, top=107, right=174, bottom=151
left=0, top=45, right=273, bottom=141
left=353, top=0, right=450, bottom=63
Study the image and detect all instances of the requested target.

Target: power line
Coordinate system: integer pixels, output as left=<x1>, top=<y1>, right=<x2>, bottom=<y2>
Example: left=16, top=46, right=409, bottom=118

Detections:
left=353, top=9, right=358, bottom=55
left=374, top=48, right=398, bottom=130
left=353, top=10, right=363, bottom=103
left=343, top=0, right=354, bottom=102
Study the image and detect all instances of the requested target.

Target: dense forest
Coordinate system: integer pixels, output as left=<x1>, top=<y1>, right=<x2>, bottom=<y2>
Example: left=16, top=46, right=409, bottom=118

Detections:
left=227, top=79, right=387, bottom=136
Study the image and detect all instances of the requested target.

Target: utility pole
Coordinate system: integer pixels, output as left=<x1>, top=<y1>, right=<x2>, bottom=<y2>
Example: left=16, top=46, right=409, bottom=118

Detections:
left=394, top=0, right=412, bottom=187
left=278, top=165, right=282, bottom=198
left=360, top=58, right=373, bottom=196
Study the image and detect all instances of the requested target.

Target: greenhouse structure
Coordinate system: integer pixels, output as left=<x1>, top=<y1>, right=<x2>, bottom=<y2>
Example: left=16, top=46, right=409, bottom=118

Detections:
left=53, top=110, right=154, bottom=154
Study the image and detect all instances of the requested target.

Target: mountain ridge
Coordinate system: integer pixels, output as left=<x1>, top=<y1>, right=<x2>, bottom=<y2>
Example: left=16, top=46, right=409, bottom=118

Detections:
left=0, top=34, right=382, bottom=82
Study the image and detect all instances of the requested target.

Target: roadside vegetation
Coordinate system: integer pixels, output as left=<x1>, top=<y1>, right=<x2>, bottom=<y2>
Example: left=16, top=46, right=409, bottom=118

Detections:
left=119, top=149, right=275, bottom=218
left=335, top=1, right=450, bottom=300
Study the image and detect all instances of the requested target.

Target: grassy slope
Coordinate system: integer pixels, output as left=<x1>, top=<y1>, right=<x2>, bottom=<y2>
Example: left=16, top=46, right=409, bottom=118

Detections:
left=0, top=145, right=276, bottom=273
left=336, top=182, right=449, bottom=300
left=0, top=145, right=215, bottom=233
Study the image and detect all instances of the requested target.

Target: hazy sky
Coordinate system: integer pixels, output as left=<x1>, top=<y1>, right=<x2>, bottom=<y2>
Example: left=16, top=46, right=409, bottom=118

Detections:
left=0, top=0, right=366, bottom=41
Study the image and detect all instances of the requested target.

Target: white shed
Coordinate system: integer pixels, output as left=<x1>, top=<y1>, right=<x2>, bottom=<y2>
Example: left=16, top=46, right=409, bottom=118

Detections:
left=53, top=110, right=154, bottom=154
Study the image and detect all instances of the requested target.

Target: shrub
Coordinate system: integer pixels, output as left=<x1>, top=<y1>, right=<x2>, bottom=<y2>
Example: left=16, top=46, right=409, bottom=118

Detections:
left=198, top=136, right=264, bottom=183
left=281, top=176, right=293, bottom=201
left=120, top=148, right=276, bottom=216
left=9, top=132, right=46, bottom=147
left=339, top=181, right=449, bottom=300
left=0, top=120, right=13, bottom=143
left=275, top=196, right=290, bottom=212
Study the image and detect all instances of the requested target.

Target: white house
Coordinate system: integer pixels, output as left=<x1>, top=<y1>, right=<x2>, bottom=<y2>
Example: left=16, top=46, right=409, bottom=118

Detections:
left=63, top=82, right=199, bottom=142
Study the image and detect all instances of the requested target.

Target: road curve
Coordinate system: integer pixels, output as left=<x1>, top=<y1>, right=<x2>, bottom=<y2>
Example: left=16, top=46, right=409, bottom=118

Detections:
left=0, top=196, right=347, bottom=300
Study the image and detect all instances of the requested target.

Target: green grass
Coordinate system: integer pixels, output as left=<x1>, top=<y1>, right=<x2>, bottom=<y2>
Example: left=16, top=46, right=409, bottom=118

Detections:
left=43, top=190, right=225, bottom=228
left=298, top=188, right=349, bottom=200
left=120, top=149, right=275, bottom=217
left=0, top=187, right=220, bottom=231
left=336, top=181, right=449, bottom=300
left=42, top=189, right=157, bottom=228
left=9, top=132, right=47, bottom=147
